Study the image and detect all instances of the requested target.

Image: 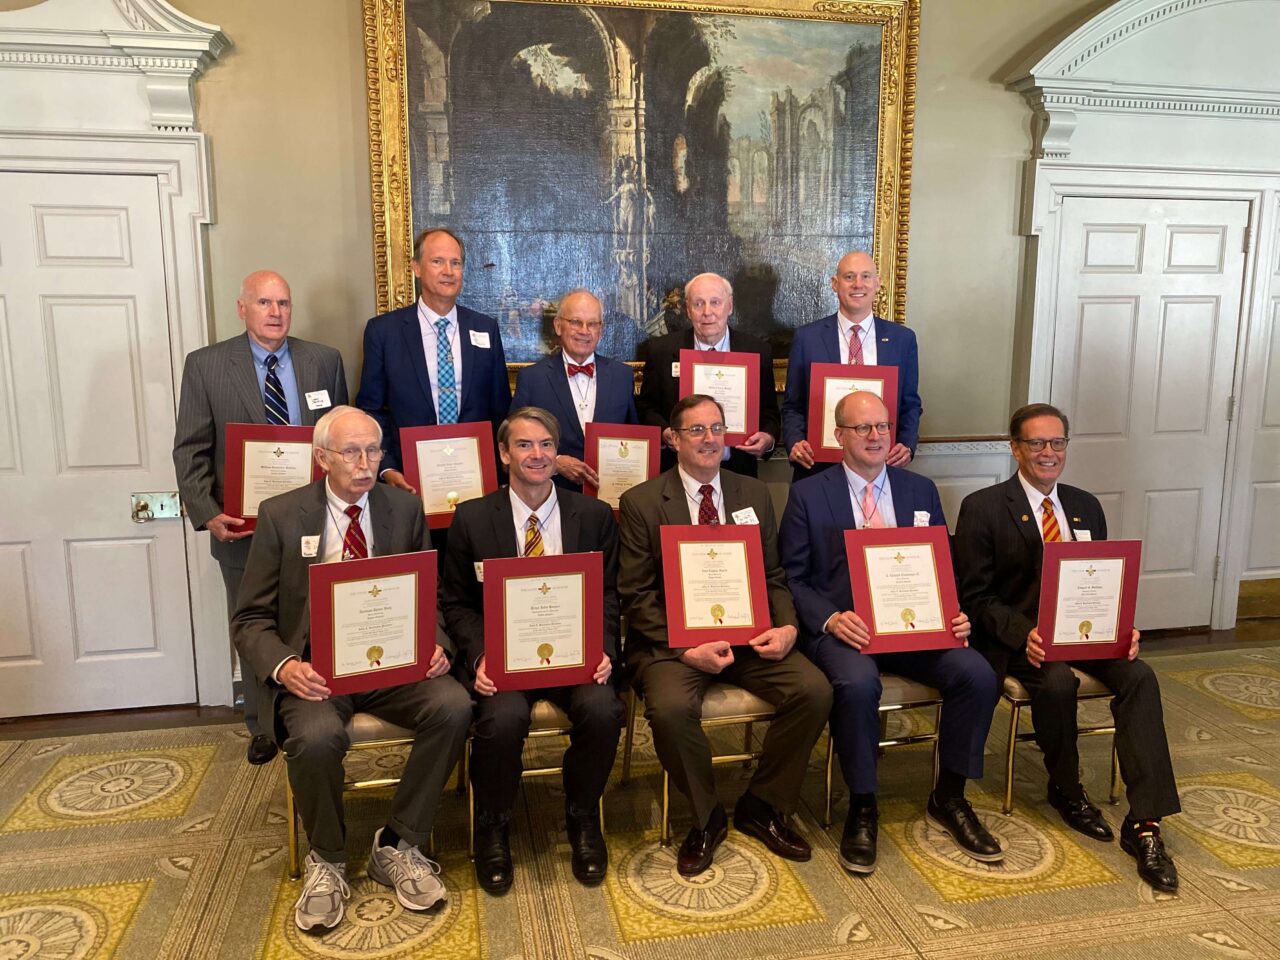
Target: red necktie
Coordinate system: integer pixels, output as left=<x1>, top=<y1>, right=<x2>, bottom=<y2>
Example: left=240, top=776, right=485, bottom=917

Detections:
left=342, top=505, right=368, bottom=560
left=567, top=362, right=595, bottom=378
left=697, top=484, right=719, bottom=526
left=1041, top=498, right=1062, bottom=543
left=847, top=325, right=864, bottom=365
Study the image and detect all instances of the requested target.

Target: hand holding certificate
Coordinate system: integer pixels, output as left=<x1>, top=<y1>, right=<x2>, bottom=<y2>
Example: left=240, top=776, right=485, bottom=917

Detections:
left=1037, top=540, right=1142, bottom=661
left=482, top=552, right=604, bottom=690
left=807, top=364, right=899, bottom=463
left=309, top=551, right=437, bottom=696
left=584, top=423, right=661, bottom=511
left=660, top=524, right=772, bottom=647
left=400, top=423, right=498, bottom=528
left=224, top=424, right=321, bottom=530
left=844, top=526, right=963, bottom=653
left=677, top=349, right=760, bottom=445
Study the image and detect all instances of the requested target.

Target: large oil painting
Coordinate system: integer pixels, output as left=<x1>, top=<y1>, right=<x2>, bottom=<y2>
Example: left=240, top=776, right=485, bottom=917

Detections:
left=366, top=0, right=918, bottom=362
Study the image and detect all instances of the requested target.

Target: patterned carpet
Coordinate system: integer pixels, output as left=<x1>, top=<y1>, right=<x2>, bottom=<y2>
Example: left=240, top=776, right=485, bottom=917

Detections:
left=7, top=643, right=1280, bottom=958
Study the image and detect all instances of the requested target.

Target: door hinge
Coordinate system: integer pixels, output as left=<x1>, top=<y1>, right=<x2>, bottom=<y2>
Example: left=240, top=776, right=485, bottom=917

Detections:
left=1227, top=395, right=1236, bottom=422
left=1213, top=555, right=1222, bottom=582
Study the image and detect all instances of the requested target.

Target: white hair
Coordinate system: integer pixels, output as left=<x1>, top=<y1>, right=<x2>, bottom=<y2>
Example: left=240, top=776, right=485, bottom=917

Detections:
left=313, top=405, right=381, bottom=451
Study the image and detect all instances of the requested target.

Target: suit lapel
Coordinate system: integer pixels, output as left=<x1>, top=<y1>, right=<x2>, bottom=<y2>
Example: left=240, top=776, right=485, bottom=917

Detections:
left=659, top=469, right=690, bottom=526
left=400, top=307, right=438, bottom=421
left=493, top=488, right=520, bottom=557
left=1058, top=486, right=1094, bottom=540
left=822, top=465, right=858, bottom=530
left=1004, top=474, right=1043, bottom=560
left=821, top=314, right=842, bottom=363
left=544, top=355, right=584, bottom=448
left=457, top=310, right=477, bottom=416
left=368, top=485, right=397, bottom=557
left=298, top=481, right=329, bottom=572
left=230, top=334, right=268, bottom=424
left=887, top=467, right=914, bottom=527
left=559, top=491, right=583, bottom=554
left=291, top=340, right=318, bottom=426
left=872, top=317, right=898, bottom=365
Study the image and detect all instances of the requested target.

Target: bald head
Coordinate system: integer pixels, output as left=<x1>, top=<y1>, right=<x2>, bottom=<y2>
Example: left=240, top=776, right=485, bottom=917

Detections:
left=554, top=289, right=604, bottom=364
left=237, top=270, right=292, bottom=352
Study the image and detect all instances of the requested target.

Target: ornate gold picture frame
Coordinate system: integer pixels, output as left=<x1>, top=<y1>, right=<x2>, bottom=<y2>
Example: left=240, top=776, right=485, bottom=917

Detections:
left=365, top=0, right=917, bottom=362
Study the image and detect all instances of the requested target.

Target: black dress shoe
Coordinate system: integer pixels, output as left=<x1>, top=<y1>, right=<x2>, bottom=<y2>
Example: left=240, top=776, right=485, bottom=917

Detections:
left=925, top=793, right=1004, bottom=862
left=474, top=817, right=514, bottom=895
left=1120, top=819, right=1179, bottom=893
left=567, top=810, right=608, bottom=886
left=839, top=804, right=878, bottom=874
left=1048, top=784, right=1114, bottom=842
left=733, top=792, right=811, bottom=862
left=677, top=804, right=728, bottom=877
left=246, top=734, right=278, bottom=765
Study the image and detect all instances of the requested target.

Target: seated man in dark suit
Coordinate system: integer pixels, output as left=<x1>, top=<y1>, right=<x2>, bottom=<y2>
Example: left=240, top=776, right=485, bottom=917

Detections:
left=355, top=227, right=511, bottom=493
left=510, top=289, right=638, bottom=492
left=955, top=402, right=1180, bottom=893
left=233, top=406, right=472, bottom=932
left=779, top=391, right=1001, bottom=873
left=618, top=394, right=831, bottom=877
left=442, top=406, right=624, bottom=895
left=636, top=273, right=780, bottom=478
left=782, top=251, right=922, bottom=481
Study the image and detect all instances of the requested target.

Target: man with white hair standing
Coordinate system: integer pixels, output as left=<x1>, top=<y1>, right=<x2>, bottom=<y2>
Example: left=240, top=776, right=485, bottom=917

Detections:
left=636, top=272, right=780, bottom=478
left=173, top=269, right=348, bottom=765
left=233, top=405, right=473, bottom=932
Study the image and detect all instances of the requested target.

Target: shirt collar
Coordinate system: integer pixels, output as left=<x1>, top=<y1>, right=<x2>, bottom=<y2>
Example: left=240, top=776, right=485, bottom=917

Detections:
left=841, top=462, right=887, bottom=497
left=562, top=351, right=597, bottom=371
left=1017, top=470, right=1059, bottom=510
left=837, top=311, right=873, bottom=338
left=324, top=479, right=370, bottom=516
left=248, top=335, right=291, bottom=367
left=417, top=299, right=458, bottom=328
left=509, top=484, right=558, bottom=529
left=693, top=329, right=730, bottom=351
left=677, top=465, right=722, bottom=501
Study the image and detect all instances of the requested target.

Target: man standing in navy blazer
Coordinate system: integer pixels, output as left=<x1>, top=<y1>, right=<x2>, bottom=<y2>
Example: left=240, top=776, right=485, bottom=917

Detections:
left=355, top=228, right=511, bottom=491
left=779, top=391, right=1000, bottom=875
left=510, top=290, right=638, bottom=493
left=782, top=252, right=922, bottom=481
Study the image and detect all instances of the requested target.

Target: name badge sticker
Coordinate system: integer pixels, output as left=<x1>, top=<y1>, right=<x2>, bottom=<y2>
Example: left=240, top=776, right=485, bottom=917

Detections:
left=1075, top=529, right=1092, bottom=541
left=671, top=361, right=680, bottom=377
left=474, top=562, right=485, bottom=581
left=300, top=535, right=320, bottom=557
left=913, top=510, right=931, bottom=527
left=469, top=330, right=491, bottom=349
left=304, top=390, right=331, bottom=411
left=731, top=507, right=759, bottom=525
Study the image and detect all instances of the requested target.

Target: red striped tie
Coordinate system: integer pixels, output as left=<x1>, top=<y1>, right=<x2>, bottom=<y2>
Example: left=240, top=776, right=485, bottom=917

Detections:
left=343, top=505, right=368, bottom=559
left=1041, top=498, right=1062, bottom=543
left=698, top=484, right=719, bottom=526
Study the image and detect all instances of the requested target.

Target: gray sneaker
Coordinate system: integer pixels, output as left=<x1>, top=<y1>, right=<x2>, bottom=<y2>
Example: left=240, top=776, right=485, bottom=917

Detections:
left=368, top=827, right=448, bottom=911
left=294, top=852, right=350, bottom=931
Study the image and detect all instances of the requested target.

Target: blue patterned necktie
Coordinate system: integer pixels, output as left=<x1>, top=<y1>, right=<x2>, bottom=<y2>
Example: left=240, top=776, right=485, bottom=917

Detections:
left=264, top=354, right=289, bottom=425
left=435, top=317, right=458, bottom=424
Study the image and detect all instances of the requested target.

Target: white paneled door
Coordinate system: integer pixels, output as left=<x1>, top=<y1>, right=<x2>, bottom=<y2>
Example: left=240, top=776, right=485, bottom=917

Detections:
left=0, top=171, right=195, bottom=716
left=1052, top=196, right=1250, bottom=629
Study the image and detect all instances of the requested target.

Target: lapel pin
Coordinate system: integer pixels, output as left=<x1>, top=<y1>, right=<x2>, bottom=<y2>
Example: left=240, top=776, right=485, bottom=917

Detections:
left=1072, top=517, right=1082, bottom=523
left=1021, top=514, right=1030, bottom=522
left=880, top=337, right=889, bottom=342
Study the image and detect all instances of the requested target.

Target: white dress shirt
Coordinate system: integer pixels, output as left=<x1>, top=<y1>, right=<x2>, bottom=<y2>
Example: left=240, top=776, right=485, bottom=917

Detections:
left=510, top=486, right=563, bottom=556
left=842, top=463, right=897, bottom=528
left=562, top=351, right=597, bottom=433
left=418, top=299, right=463, bottom=415
left=837, top=312, right=878, bottom=366
left=677, top=466, right=726, bottom=524
left=1018, top=471, right=1073, bottom=542
left=693, top=329, right=731, bottom=352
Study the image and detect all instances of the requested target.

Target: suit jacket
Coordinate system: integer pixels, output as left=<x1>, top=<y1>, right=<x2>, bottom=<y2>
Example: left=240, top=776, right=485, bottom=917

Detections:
left=441, top=486, right=621, bottom=676
left=355, top=302, right=512, bottom=473
left=172, top=333, right=348, bottom=565
left=635, top=328, right=781, bottom=478
left=231, top=479, right=450, bottom=742
left=617, top=467, right=797, bottom=674
left=781, top=314, right=923, bottom=481
left=779, top=464, right=945, bottom=643
left=510, top=351, right=638, bottom=491
left=954, top=473, right=1107, bottom=677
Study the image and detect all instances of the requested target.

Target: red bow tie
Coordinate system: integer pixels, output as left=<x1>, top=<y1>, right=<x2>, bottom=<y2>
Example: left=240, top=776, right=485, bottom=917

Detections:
left=567, top=362, right=595, bottom=378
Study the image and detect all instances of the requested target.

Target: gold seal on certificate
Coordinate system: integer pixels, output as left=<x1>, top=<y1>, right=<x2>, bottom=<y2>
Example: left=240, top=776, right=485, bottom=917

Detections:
left=691, top=362, right=749, bottom=434
left=329, top=574, right=418, bottom=678
left=416, top=438, right=484, bottom=515
left=241, top=440, right=312, bottom=515
left=677, top=541, right=755, bottom=628
left=503, top=573, right=587, bottom=673
left=1052, top=558, right=1123, bottom=645
left=1079, top=620, right=1092, bottom=640
left=862, top=543, right=945, bottom=635
left=366, top=645, right=383, bottom=666
left=710, top=603, right=725, bottom=624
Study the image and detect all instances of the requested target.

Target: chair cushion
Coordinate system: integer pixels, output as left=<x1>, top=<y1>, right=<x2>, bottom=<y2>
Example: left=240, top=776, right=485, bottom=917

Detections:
left=702, top=682, right=774, bottom=720
left=880, top=673, right=941, bottom=706
left=347, top=712, right=413, bottom=744
left=1003, top=668, right=1112, bottom=702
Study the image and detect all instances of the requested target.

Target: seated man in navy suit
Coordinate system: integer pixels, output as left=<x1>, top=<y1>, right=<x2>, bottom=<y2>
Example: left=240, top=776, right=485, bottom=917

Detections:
left=782, top=252, right=922, bottom=481
left=510, top=290, right=638, bottom=492
left=355, top=227, right=512, bottom=492
left=778, top=391, right=1001, bottom=874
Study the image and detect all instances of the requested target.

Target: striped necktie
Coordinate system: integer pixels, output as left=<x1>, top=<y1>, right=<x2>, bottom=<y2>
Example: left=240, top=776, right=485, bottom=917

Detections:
left=1041, top=498, right=1062, bottom=542
left=523, top=515, right=544, bottom=556
left=343, top=505, right=368, bottom=560
left=264, top=354, right=289, bottom=425
left=435, top=318, right=458, bottom=424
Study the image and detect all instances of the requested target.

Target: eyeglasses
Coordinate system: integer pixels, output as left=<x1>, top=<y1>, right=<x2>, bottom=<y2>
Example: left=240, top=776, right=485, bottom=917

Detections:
left=323, top=446, right=385, bottom=464
left=1014, top=437, right=1069, bottom=452
left=836, top=421, right=893, bottom=437
left=560, top=318, right=603, bottom=332
left=676, top=423, right=728, bottom=438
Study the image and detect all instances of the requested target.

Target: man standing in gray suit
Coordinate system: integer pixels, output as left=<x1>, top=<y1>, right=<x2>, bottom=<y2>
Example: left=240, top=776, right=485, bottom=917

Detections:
left=233, top=406, right=472, bottom=931
left=173, top=270, right=348, bottom=764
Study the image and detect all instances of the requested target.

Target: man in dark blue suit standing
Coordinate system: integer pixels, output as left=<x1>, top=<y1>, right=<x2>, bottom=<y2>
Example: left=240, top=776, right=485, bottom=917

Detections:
left=782, top=252, right=922, bottom=481
left=510, top=290, right=638, bottom=492
left=778, top=391, right=1000, bottom=875
left=355, top=228, right=511, bottom=493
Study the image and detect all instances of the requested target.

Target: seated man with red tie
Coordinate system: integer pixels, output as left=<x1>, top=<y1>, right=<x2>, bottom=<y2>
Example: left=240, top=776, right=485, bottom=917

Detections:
left=510, top=289, right=638, bottom=492
left=778, top=391, right=1001, bottom=874
left=442, top=406, right=624, bottom=895
left=233, top=406, right=472, bottom=932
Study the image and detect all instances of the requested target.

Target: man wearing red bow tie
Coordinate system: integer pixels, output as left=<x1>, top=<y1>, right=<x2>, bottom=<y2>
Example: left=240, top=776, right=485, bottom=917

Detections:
left=511, top=290, right=639, bottom=492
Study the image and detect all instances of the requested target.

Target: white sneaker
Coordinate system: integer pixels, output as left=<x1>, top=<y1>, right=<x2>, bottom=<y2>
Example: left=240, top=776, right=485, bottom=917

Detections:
left=368, top=827, right=448, bottom=911
left=294, top=852, right=351, bottom=931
